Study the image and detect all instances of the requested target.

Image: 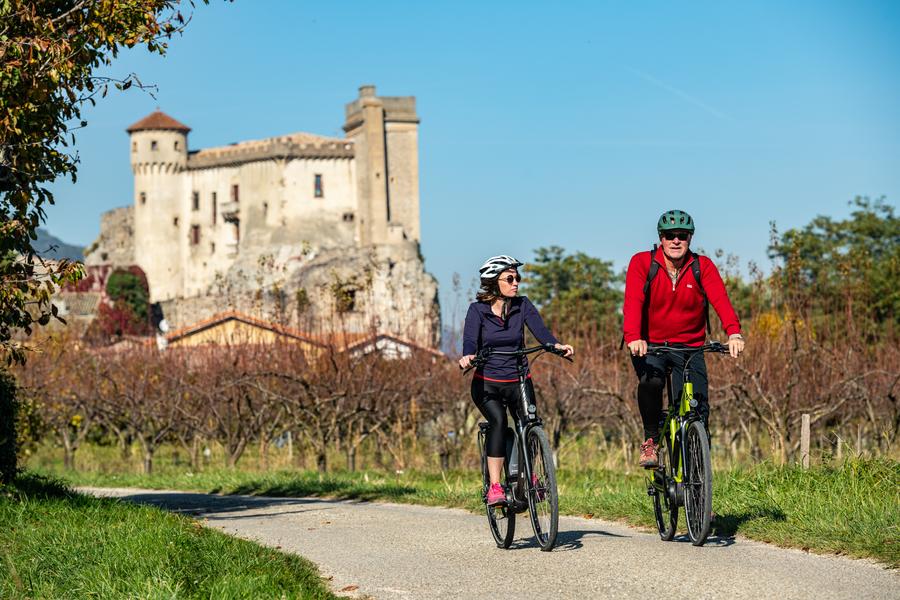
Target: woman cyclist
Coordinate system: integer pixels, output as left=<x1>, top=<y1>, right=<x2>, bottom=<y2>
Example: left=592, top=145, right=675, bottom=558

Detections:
left=458, top=255, right=573, bottom=506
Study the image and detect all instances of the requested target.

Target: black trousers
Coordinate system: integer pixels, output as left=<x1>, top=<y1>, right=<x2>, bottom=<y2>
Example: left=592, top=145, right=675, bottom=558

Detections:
left=631, top=350, right=709, bottom=443
left=471, top=377, right=535, bottom=458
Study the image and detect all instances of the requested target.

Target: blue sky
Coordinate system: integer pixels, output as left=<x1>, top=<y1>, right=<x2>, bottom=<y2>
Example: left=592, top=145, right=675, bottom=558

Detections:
left=44, top=1, right=900, bottom=326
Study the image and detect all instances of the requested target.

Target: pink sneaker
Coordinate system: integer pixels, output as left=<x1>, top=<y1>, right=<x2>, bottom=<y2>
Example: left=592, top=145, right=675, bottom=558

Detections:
left=486, top=483, right=506, bottom=506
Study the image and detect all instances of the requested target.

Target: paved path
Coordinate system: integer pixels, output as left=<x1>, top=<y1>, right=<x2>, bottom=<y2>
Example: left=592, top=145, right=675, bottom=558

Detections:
left=83, top=488, right=899, bottom=600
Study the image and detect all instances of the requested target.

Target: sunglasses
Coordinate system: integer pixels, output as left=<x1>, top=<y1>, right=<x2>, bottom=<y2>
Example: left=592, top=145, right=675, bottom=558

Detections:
left=662, top=232, right=691, bottom=241
left=499, top=274, right=521, bottom=284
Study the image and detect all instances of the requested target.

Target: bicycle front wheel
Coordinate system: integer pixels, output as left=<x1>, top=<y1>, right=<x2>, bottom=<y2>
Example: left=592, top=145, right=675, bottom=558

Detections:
left=480, top=429, right=515, bottom=548
left=683, top=420, right=713, bottom=546
left=525, top=426, right=558, bottom=551
left=652, top=432, right=678, bottom=541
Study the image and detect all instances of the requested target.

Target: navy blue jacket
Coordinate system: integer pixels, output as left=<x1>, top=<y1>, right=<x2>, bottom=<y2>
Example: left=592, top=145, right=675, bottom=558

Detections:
left=462, top=296, right=559, bottom=381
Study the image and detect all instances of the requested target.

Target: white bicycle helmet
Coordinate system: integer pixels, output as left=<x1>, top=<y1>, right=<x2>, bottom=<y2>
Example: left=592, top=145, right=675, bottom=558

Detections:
left=478, top=255, right=524, bottom=280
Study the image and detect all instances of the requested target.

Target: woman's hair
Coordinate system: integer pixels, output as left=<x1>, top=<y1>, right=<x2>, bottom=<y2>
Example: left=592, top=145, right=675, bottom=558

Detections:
left=475, top=277, right=501, bottom=303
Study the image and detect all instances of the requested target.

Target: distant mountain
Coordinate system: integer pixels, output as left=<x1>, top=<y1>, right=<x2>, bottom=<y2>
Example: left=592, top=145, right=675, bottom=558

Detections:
left=34, top=228, right=83, bottom=261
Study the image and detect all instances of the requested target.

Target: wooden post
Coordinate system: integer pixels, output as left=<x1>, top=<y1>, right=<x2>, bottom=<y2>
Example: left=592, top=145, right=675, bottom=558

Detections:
left=800, top=414, right=810, bottom=469
left=287, top=430, right=293, bottom=462
left=856, top=423, right=863, bottom=456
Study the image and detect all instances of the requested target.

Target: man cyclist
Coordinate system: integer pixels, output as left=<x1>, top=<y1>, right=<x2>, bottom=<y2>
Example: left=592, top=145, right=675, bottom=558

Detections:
left=623, top=210, right=745, bottom=467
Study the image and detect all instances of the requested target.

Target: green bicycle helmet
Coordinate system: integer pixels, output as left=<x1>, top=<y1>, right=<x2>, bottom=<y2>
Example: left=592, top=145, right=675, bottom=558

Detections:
left=657, top=209, right=695, bottom=233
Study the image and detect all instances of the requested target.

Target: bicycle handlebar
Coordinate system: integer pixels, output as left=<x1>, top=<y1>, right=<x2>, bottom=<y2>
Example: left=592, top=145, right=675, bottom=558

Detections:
left=460, top=343, right=573, bottom=375
left=645, top=341, right=729, bottom=356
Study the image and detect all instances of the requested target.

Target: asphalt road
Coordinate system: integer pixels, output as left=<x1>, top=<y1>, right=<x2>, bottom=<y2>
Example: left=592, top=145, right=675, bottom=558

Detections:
left=84, top=488, right=899, bottom=600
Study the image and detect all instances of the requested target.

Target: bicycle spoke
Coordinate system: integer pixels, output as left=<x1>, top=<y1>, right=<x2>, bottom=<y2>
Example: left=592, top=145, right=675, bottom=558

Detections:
left=526, top=427, right=558, bottom=551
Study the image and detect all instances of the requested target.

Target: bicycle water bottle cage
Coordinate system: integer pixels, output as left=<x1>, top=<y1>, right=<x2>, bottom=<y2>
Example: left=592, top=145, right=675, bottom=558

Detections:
left=689, top=398, right=698, bottom=408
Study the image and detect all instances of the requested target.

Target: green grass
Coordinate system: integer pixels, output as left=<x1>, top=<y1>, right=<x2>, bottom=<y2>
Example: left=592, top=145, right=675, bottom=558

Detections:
left=39, top=458, right=900, bottom=568
left=0, top=473, right=338, bottom=599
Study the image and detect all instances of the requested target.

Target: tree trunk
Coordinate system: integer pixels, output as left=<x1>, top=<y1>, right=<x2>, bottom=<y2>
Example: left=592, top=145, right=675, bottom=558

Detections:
left=227, top=438, right=248, bottom=468
left=259, top=437, right=269, bottom=471
left=140, top=441, right=154, bottom=475
left=61, top=433, right=76, bottom=471
left=347, top=446, right=356, bottom=472
left=190, top=435, right=201, bottom=471
left=316, top=451, right=327, bottom=473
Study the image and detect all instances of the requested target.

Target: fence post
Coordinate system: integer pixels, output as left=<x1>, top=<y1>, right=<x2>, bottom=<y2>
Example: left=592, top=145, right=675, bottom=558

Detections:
left=800, top=413, right=810, bottom=469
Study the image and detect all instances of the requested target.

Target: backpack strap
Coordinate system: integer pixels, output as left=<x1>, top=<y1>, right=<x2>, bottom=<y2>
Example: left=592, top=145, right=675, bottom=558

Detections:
left=690, top=254, right=711, bottom=335
left=643, top=244, right=660, bottom=298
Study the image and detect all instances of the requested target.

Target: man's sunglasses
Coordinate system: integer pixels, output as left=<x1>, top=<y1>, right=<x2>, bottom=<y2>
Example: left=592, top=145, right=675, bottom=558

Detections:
left=500, top=274, right=521, bottom=284
left=662, top=232, right=691, bottom=241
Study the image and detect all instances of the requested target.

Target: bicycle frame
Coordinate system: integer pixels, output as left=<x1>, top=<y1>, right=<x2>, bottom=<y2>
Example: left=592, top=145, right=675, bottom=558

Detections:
left=651, top=344, right=721, bottom=497
left=468, top=344, right=568, bottom=511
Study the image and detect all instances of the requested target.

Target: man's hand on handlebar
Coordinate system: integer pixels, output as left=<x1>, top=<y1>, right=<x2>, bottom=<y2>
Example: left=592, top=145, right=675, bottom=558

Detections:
left=458, top=354, right=476, bottom=370
left=627, top=339, right=648, bottom=357
left=554, top=343, right=574, bottom=358
left=727, top=334, right=745, bottom=359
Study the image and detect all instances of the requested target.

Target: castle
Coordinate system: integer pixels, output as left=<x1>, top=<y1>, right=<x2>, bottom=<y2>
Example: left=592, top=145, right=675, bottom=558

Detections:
left=86, top=85, right=440, bottom=347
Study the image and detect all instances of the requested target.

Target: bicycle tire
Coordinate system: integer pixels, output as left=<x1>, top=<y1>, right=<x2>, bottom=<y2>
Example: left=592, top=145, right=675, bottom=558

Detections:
left=683, top=420, right=713, bottom=546
left=652, top=432, right=678, bottom=541
left=525, top=426, right=558, bottom=551
left=480, top=430, right=515, bottom=548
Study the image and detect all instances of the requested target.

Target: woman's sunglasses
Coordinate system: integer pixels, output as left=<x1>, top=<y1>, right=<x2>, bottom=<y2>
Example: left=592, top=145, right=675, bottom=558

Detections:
left=662, top=231, right=691, bottom=241
left=500, top=274, right=521, bottom=284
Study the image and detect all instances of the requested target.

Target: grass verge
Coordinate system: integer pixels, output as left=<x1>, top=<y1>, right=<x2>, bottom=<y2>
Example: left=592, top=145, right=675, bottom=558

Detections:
left=0, top=472, right=338, bottom=599
left=43, top=458, right=900, bottom=568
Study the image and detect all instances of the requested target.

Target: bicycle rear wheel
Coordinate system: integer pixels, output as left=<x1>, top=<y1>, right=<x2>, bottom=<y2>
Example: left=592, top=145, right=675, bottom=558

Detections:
left=525, top=426, right=558, bottom=551
left=479, top=429, right=515, bottom=548
left=652, top=432, right=678, bottom=541
left=683, top=420, right=713, bottom=546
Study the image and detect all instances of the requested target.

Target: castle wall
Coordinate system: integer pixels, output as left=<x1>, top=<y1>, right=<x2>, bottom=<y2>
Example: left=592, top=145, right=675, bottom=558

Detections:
left=385, top=121, right=420, bottom=242
left=84, top=206, right=134, bottom=267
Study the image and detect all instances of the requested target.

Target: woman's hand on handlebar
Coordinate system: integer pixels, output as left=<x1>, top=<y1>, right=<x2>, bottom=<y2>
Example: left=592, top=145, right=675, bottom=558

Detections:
left=458, top=354, right=476, bottom=370
left=554, top=343, right=574, bottom=358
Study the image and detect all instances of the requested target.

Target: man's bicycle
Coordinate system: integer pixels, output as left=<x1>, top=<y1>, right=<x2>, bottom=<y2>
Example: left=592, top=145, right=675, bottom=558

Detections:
left=645, top=342, right=728, bottom=546
left=464, top=344, right=570, bottom=551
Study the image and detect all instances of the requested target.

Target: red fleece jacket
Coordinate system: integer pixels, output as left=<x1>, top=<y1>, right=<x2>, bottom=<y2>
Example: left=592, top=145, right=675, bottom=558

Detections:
left=623, top=247, right=741, bottom=346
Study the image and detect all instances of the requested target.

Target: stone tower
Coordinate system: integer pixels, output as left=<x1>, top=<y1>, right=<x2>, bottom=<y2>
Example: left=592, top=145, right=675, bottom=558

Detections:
left=343, top=85, right=421, bottom=246
left=127, top=110, right=190, bottom=302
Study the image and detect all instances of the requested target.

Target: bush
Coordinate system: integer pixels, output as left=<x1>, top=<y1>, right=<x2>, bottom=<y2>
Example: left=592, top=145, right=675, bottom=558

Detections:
left=0, top=368, right=18, bottom=483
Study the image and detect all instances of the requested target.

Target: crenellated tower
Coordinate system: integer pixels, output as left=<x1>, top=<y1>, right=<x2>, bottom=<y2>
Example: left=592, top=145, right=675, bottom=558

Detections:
left=127, top=110, right=190, bottom=302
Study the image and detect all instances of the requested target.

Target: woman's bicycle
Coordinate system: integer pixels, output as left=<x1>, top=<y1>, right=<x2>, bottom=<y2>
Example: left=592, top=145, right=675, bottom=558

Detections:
left=645, top=342, right=728, bottom=546
left=464, top=344, right=571, bottom=551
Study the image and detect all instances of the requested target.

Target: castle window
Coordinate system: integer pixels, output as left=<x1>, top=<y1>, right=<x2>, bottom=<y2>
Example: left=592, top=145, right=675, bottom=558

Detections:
left=210, top=242, right=215, bottom=254
left=132, top=142, right=137, bottom=152
left=231, top=184, right=239, bottom=203
left=139, top=192, right=146, bottom=205
left=192, top=191, right=199, bottom=211
left=174, top=140, right=180, bottom=151
left=263, top=202, right=268, bottom=218
left=151, top=140, right=158, bottom=151
left=314, top=174, right=324, bottom=198
left=173, top=217, right=179, bottom=227
left=212, top=192, right=217, bottom=224
left=342, top=212, right=354, bottom=222
left=191, top=225, right=200, bottom=245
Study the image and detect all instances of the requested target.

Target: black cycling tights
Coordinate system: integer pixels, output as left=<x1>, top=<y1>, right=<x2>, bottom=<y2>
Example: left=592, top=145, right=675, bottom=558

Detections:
left=632, top=351, right=709, bottom=443
left=471, top=377, right=536, bottom=458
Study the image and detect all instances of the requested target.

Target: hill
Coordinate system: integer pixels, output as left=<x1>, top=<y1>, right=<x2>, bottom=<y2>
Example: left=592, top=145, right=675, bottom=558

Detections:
left=34, top=229, right=83, bottom=261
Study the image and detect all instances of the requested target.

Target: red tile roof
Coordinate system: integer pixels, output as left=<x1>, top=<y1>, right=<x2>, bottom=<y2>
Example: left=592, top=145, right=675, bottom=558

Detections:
left=126, top=110, right=191, bottom=133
